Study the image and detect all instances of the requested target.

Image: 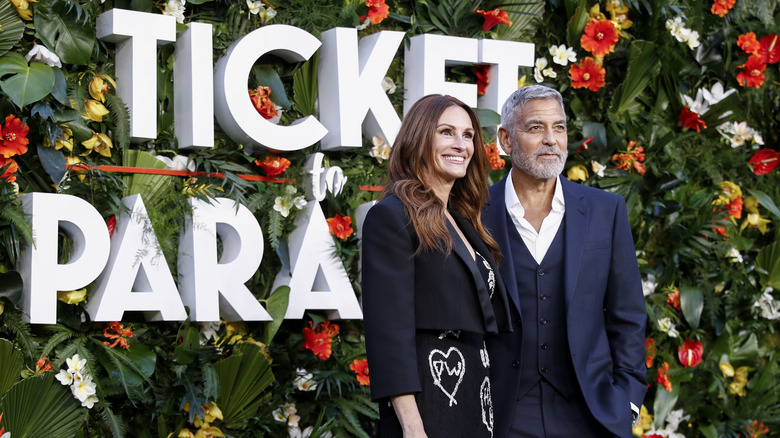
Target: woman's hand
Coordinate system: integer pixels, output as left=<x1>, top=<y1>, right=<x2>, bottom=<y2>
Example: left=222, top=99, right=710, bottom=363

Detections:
left=391, top=394, right=428, bottom=438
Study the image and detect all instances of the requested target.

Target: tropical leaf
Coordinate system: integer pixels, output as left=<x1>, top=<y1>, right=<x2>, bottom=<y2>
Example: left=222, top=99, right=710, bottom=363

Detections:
left=105, top=93, right=131, bottom=151
left=293, top=52, right=319, bottom=117
left=99, top=405, right=127, bottom=438
left=214, top=343, right=274, bottom=429
left=0, top=372, right=86, bottom=437
left=747, top=188, right=780, bottom=219
left=756, top=239, right=780, bottom=289
left=123, top=149, right=175, bottom=206
left=0, top=338, right=24, bottom=397
left=0, top=271, right=22, bottom=307
left=0, top=0, right=25, bottom=57
left=37, top=144, right=67, bottom=184
left=254, top=65, right=292, bottom=109
left=262, top=285, right=290, bottom=345
left=34, top=0, right=95, bottom=65
left=680, top=285, right=703, bottom=329
left=609, top=41, right=660, bottom=117
left=0, top=52, right=56, bottom=108
left=495, top=1, right=545, bottom=41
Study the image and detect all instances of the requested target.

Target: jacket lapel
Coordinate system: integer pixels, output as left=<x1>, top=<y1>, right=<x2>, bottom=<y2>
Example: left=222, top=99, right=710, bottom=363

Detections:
left=561, top=178, right=589, bottom=313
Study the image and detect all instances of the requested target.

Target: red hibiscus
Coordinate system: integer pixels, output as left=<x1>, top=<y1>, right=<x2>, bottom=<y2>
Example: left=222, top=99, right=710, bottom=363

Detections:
left=350, top=359, right=370, bottom=386
left=738, top=32, right=761, bottom=55
left=569, top=57, right=606, bottom=92
left=757, top=33, right=779, bottom=64
left=365, top=0, right=389, bottom=25
left=475, top=8, right=513, bottom=32
left=666, top=289, right=681, bottom=310
left=474, top=64, right=490, bottom=95
left=711, top=0, right=736, bottom=17
left=254, top=155, right=291, bottom=180
left=677, top=338, right=703, bottom=367
left=645, top=338, right=656, bottom=368
left=655, top=362, right=673, bottom=391
left=249, top=86, right=278, bottom=120
left=736, top=55, right=766, bottom=88
left=580, top=19, right=619, bottom=57
left=0, top=115, right=30, bottom=158
left=327, top=214, right=354, bottom=240
left=748, top=149, right=779, bottom=175
left=0, top=157, right=18, bottom=183
left=679, top=106, right=707, bottom=132
left=302, top=321, right=339, bottom=360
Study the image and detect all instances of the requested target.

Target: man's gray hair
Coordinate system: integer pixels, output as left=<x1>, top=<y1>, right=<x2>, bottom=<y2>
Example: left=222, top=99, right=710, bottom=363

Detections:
left=501, top=85, right=565, bottom=133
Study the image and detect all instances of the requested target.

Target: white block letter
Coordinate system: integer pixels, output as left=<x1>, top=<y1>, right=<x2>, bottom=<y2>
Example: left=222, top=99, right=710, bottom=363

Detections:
left=178, top=198, right=271, bottom=322
left=18, top=193, right=110, bottom=324
left=97, top=9, right=176, bottom=141
left=318, top=28, right=403, bottom=150
left=477, top=39, right=535, bottom=120
left=214, top=25, right=326, bottom=152
left=175, top=22, right=215, bottom=149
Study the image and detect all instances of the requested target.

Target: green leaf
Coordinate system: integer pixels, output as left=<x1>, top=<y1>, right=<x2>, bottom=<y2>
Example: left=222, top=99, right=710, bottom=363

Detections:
left=609, top=41, right=660, bottom=117
left=37, top=144, right=67, bottom=184
left=565, top=0, right=589, bottom=49
left=34, top=1, right=96, bottom=65
left=262, top=285, right=290, bottom=345
left=679, top=286, right=703, bottom=329
left=0, top=338, right=24, bottom=397
left=0, top=372, right=87, bottom=437
left=100, top=342, right=157, bottom=387
left=652, top=384, right=679, bottom=428
left=0, top=0, right=25, bottom=57
left=747, top=188, right=780, bottom=219
left=0, top=52, right=55, bottom=108
left=293, top=52, right=319, bottom=117
left=756, top=239, right=780, bottom=289
left=254, top=66, right=292, bottom=109
left=731, top=332, right=759, bottom=365
left=215, top=343, right=275, bottom=429
left=0, top=270, right=23, bottom=306
left=475, top=108, right=501, bottom=128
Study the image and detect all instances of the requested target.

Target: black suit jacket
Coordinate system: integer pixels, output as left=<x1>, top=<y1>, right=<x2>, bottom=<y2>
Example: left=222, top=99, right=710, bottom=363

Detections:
left=361, top=195, right=512, bottom=401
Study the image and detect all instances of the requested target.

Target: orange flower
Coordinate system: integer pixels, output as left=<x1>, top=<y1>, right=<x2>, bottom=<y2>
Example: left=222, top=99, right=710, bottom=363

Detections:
left=350, top=359, right=370, bottom=386
left=103, top=321, right=134, bottom=349
left=711, top=0, right=736, bottom=17
left=655, top=362, right=673, bottom=391
left=677, top=338, right=703, bottom=367
left=0, top=157, right=19, bottom=183
left=475, top=8, right=513, bottom=32
left=665, top=289, right=681, bottom=310
left=327, top=214, right=354, bottom=240
left=757, top=33, right=779, bottom=64
left=485, top=143, right=505, bottom=170
left=1, top=115, right=30, bottom=158
left=365, top=0, right=389, bottom=25
left=644, top=338, right=656, bottom=369
left=611, top=141, right=646, bottom=175
left=738, top=32, right=761, bottom=55
left=736, top=55, right=766, bottom=88
left=748, top=149, right=779, bottom=175
left=36, top=357, right=53, bottom=373
left=318, top=320, right=340, bottom=338
left=474, top=64, right=490, bottom=95
left=249, top=86, right=278, bottom=120
left=302, top=321, right=333, bottom=360
left=744, top=420, right=771, bottom=438
left=569, top=57, right=606, bottom=92
left=580, top=19, right=619, bottom=57
left=726, top=196, right=743, bottom=221
left=679, top=106, right=707, bottom=132
left=253, top=155, right=291, bottom=180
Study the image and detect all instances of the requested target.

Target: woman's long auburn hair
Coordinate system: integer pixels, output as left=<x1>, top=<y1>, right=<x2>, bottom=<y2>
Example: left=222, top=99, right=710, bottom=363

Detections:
left=381, top=94, right=501, bottom=263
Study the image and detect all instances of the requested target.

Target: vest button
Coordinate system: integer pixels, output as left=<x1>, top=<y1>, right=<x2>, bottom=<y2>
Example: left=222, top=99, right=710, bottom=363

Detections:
left=540, top=318, right=548, bottom=325
left=542, top=367, right=550, bottom=373
left=512, top=360, right=520, bottom=368
left=538, top=269, right=545, bottom=276
left=540, top=294, right=548, bottom=301
left=541, top=343, right=549, bottom=349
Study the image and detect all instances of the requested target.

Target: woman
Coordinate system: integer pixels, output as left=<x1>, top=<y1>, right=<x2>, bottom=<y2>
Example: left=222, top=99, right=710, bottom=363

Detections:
left=362, top=94, right=512, bottom=438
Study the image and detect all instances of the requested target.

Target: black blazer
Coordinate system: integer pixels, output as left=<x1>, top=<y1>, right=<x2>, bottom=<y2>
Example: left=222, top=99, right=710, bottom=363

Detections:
left=361, top=195, right=512, bottom=401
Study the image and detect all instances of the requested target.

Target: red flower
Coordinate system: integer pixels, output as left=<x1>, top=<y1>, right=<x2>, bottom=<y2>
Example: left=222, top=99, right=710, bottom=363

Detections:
left=736, top=55, right=766, bottom=88
left=744, top=420, right=771, bottom=438
left=253, top=155, right=291, bottom=180
left=726, top=196, right=743, bottom=220
left=249, top=86, right=278, bottom=120
left=666, top=289, right=681, bottom=310
left=677, top=338, right=703, bottom=367
left=475, top=8, right=513, bottom=32
left=611, top=141, right=646, bottom=175
left=106, top=215, right=117, bottom=237
left=580, top=19, right=619, bottom=57
left=350, top=359, right=370, bottom=386
left=655, top=362, right=673, bottom=391
left=645, top=338, right=656, bottom=369
left=365, top=0, right=389, bottom=25
left=0, top=157, right=18, bottom=183
left=36, top=357, right=53, bottom=373
left=711, top=0, right=736, bottom=17
left=327, top=214, right=354, bottom=240
left=748, top=149, right=779, bottom=175
left=642, top=435, right=665, bottom=438
left=103, top=321, right=134, bottom=349
left=679, top=106, right=707, bottom=132
left=569, top=57, right=606, bottom=92
left=474, top=64, right=491, bottom=95
left=318, top=320, right=340, bottom=337
left=0, top=115, right=30, bottom=158
left=485, top=143, right=505, bottom=171
left=757, top=33, right=780, bottom=64
left=302, top=321, right=337, bottom=360
left=738, top=32, right=761, bottom=55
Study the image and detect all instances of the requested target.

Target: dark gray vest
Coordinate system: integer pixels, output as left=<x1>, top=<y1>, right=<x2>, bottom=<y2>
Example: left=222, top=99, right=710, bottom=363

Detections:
left=506, top=212, right=578, bottom=400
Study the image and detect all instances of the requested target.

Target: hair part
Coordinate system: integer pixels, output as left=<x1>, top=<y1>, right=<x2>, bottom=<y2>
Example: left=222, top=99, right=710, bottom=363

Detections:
left=382, top=94, right=501, bottom=263
left=501, top=85, right=565, bottom=134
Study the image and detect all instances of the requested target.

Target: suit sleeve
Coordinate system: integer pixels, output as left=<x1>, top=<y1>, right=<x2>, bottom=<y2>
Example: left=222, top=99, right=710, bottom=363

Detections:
left=604, top=197, right=648, bottom=408
left=361, top=201, right=421, bottom=401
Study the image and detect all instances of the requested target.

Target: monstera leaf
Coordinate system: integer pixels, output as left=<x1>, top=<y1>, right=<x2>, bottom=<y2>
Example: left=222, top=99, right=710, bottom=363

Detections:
left=0, top=0, right=25, bottom=57
left=34, top=1, right=95, bottom=65
left=0, top=372, right=86, bottom=437
left=0, top=53, right=55, bottom=108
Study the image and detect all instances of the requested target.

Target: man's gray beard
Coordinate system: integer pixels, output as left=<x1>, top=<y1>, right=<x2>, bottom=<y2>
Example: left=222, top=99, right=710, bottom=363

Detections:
left=510, top=140, right=568, bottom=180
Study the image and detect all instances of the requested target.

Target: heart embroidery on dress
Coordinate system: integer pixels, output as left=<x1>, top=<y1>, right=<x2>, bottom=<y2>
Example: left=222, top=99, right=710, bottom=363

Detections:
left=428, top=347, right=466, bottom=407
left=480, top=376, right=494, bottom=436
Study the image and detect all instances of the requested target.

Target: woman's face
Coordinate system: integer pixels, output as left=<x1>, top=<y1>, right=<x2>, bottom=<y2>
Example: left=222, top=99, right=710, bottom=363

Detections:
left=430, top=105, right=475, bottom=191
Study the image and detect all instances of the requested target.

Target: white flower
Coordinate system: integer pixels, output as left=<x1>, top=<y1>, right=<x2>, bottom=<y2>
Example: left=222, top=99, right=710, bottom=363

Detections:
left=726, top=247, right=743, bottom=263
left=155, top=154, right=195, bottom=172
left=81, top=393, right=98, bottom=409
left=246, top=0, right=263, bottom=14
left=273, top=196, right=292, bottom=217
left=591, top=160, right=606, bottom=177
left=641, top=274, right=657, bottom=297
left=717, top=121, right=753, bottom=148
left=658, top=317, right=680, bottom=338
left=665, top=17, right=685, bottom=40
left=665, top=408, right=690, bottom=431
left=751, top=130, right=764, bottom=145
left=163, top=0, right=186, bottom=24
left=681, top=89, right=709, bottom=115
left=289, top=426, right=333, bottom=438
left=71, top=374, right=97, bottom=402
left=285, top=184, right=297, bottom=195
left=381, top=76, right=397, bottom=94
left=534, top=58, right=547, bottom=83
left=293, top=196, right=307, bottom=210
left=701, top=82, right=736, bottom=106
left=272, top=403, right=299, bottom=424
left=25, top=44, right=62, bottom=68
left=370, top=135, right=392, bottom=163
left=549, top=44, right=577, bottom=66
left=293, top=368, right=317, bottom=391
left=681, top=28, right=700, bottom=49
left=66, top=354, right=87, bottom=375
left=55, top=369, right=74, bottom=386
left=199, top=321, right=221, bottom=344
left=754, top=287, right=779, bottom=320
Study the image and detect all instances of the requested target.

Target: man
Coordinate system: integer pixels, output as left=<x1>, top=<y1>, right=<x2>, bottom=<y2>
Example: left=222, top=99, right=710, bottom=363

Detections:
left=484, top=85, right=647, bottom=438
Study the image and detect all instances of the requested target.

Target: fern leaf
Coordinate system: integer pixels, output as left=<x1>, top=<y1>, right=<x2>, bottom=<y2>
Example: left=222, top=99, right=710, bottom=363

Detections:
left=39, top=328, right=77, bottom=358
left=0, top=311, right=35, bottom=358
left=100, top=405, right=127, bottom=438
left=105, top=93, right=131, bottom=151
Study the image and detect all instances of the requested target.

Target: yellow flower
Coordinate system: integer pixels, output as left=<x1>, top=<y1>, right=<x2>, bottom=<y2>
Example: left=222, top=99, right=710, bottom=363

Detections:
left=587, top=3, right=607, bottom=21
left=729, top=380, right=747, bottom=397
left=518, top=75, right=532, bottom=88
left=712, top=181, right=742, bottom=205
left=0, top=300, right=4, bottom=316
left=65, top=156, right=87, bottom=181
left=741, top=211, right=771, bottom=234
left=719, top=361, right=735, bottom=378
left=57, top=288, right=87, bottom=305
left=10, top=0, right=36, bottom=20
left=89, top=75, right=116, bottom=102
left=222, top=321, right=248, bottom=345
left=82, top=132, right=113, bottom=158
left=631, top=404, right=652, bottom=436
left=84, top=99, right=110, bottom=122
left=605, top=0, right=633, bottom=36
left=177, top=429, right=196, bottom=438
left=567, top=164, right=589, bottom=182
left=56, top=125, right=74, bottom=151
left=194, top=426, right=224, bottom=438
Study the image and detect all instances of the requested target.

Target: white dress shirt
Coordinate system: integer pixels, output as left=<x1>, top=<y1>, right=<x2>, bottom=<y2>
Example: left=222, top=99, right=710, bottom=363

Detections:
left=504, top=172, right=565, bottom=264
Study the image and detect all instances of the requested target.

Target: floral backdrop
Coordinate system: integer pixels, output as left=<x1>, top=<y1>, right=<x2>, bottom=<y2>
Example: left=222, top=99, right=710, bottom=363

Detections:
left=0, top=0, right=778, bottom=437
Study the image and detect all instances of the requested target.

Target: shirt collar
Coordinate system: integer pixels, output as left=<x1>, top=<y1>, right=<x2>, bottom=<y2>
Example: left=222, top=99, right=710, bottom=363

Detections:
left=504, top=171, right=566, bottom=214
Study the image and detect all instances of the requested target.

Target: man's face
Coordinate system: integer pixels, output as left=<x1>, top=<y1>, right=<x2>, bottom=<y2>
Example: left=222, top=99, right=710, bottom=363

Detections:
left=498, top=99, right=568, bottom=180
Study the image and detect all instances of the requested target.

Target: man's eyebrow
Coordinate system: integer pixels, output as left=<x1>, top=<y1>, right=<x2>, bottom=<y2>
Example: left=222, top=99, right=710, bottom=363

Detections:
left=522, top=118, right=567, bottom=126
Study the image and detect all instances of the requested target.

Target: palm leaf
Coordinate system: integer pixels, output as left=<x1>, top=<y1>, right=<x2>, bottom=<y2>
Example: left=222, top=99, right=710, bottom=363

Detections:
left=495, top=1, right=545, bottom=41
left=293, top=52, right=319, bottom=117
left=0, top=372, right=86, bottom=437
left=122, top=149, right=175, bottom=206
left=756, top=239, right=780, bottom=289
left=609, top=40, right=660, bottom=117
left=0, top=339, right=24, bottom=397
left=214, top=343, right=274, bottom=428
left=0, top=0, right=25, bottom=57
